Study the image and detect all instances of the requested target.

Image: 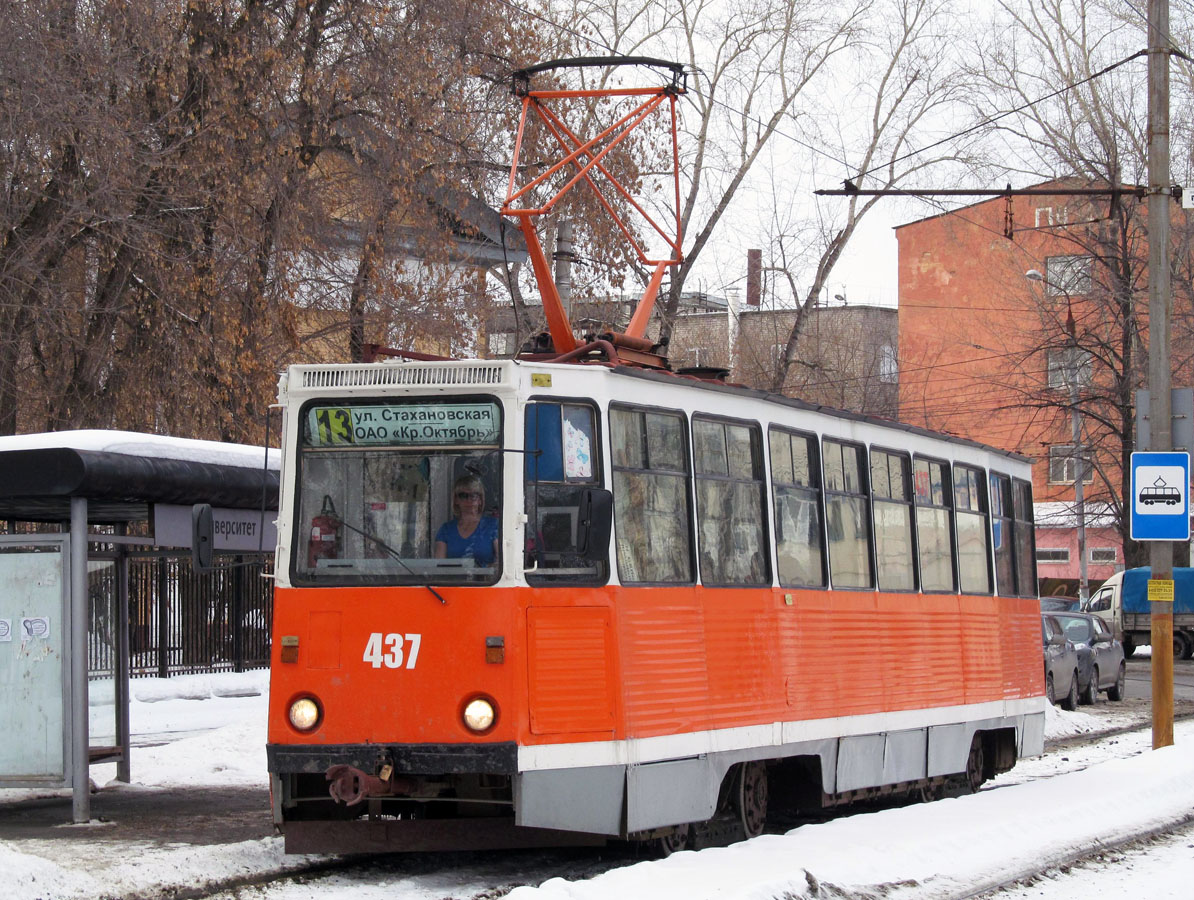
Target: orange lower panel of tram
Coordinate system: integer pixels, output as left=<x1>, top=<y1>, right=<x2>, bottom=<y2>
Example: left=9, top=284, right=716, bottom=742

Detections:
left=268, top=585, right=1042, bottom=751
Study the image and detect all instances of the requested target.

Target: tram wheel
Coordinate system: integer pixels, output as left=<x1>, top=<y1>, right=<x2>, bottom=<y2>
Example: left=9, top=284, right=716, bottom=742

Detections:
left=734, top=761, right=769, bottom=838
left=964, top=735, right=986, bottom=794
left=656, top=822, right=691, bottom=856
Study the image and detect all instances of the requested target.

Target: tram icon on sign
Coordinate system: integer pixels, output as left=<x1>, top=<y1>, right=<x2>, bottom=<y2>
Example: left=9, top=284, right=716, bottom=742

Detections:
left=1139, top=479, right=1183, bottom=506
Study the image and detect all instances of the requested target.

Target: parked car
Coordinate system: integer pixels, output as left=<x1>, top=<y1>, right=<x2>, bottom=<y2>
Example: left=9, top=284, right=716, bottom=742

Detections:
left=1042, top=613, right=1080, bottom=710
left=1050, top=611, right=1126, bottom=704
left=1041, top=596, right=1080, bottom=612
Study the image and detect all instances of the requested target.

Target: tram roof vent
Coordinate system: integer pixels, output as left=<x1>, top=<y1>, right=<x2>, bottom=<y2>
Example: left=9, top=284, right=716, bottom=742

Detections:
left=298, top=362, right=509, bottom=391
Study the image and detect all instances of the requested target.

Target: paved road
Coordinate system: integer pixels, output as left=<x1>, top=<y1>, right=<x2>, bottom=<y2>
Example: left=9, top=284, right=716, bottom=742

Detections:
left=1124, top=653, right=1194, bottom=701
left=0, top=785, right=273, bottom=847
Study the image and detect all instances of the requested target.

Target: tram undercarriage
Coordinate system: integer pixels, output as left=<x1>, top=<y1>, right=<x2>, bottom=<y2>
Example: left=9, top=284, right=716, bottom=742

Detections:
left=269, top=720, right=1030, bottom=855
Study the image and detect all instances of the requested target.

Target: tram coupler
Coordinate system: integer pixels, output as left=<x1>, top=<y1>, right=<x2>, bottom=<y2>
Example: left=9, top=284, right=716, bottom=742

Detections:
left=326, top=763, right=413, bottom=806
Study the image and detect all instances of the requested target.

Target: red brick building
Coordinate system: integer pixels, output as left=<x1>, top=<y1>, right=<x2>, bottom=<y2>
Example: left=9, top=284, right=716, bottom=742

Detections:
left=894, top=180, right=1191, bottom=596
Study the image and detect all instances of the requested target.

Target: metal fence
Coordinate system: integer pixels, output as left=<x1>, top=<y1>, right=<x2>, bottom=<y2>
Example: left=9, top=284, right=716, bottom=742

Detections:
left=88, top=553, right=273, bottom=679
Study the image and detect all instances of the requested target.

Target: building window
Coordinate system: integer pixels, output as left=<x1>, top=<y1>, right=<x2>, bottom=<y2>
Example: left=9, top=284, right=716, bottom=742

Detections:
left=879, top=344, right=898, bottom=383
left=1048, top=445, right=1093, bottom=484
left=1035, top=206, right=1069, bottom=228
left=1045, top=255, right=1093, bottom=296
left=1037, top=548, right=1070, bottom=564
left=1090, top=547, right=1117, bottom=564
left=1046, top=347, right=1091, bottom=389
left=488, top=333, right=512, bottom=356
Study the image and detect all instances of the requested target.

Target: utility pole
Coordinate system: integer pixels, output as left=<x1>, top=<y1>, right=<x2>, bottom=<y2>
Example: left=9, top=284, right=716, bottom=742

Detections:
left=1147, top=0, right=1174, bottom=750
left=1071, top=361, right=1089, bottom=604
left=553, top=219, right=574, bottom=321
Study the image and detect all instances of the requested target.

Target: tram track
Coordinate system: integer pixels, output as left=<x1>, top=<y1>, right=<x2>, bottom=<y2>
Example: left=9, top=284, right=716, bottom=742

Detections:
left=110, top=842, right=646, bottom=900
left=943, top=813, right=1194, bottom=900
left=100, top=708, right=1194, bottom=900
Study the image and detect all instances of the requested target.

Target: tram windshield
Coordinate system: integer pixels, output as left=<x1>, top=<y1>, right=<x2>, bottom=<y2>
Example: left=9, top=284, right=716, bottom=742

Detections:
left=293, top=398, right=503, bottom=585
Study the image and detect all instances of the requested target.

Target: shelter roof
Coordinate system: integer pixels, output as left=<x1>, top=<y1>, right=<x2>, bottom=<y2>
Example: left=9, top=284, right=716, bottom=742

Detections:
left=0, top=430, right=279, bottom=524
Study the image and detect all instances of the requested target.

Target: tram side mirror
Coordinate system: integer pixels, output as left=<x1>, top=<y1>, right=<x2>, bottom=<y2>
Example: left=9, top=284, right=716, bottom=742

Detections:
left=192, top=503, right=214, bottom=574
left=576, top=488, right=613, bottom=561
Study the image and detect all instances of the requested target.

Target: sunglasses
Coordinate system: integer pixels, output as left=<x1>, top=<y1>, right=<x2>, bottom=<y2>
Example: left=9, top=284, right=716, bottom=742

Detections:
left=456, top=491, right=482, bottom=500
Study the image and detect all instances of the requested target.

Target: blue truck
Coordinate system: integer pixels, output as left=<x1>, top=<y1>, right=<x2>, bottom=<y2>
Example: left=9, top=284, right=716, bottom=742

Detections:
left=1083, top=567, right=1194, bottom=659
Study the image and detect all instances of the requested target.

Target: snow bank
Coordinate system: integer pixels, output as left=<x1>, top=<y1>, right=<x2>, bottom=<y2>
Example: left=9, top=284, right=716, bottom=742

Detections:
left=1042, top=697, right=1108, bottom=738
left=509, top=727, right=1194, bottom=900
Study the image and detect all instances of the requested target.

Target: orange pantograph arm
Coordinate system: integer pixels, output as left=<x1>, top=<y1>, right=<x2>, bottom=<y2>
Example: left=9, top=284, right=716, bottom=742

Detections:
left=501, top=61, right=686, bottom=358
left=516, top=216, right=577, bottom=354
left=534, top=102, right=680, bottom=264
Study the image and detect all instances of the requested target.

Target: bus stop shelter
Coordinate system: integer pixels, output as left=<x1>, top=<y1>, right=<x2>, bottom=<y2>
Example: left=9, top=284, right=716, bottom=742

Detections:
left=0, top=431, right=278, bottom=823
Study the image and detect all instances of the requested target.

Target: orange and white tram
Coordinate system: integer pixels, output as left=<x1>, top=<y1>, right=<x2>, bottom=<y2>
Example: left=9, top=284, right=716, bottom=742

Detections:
left=266, top=357, right=1045, bottom=854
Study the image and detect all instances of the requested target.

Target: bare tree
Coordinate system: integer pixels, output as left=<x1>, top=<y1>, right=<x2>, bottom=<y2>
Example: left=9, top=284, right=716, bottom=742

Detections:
left=766, top=0, right=972, bottom=392
left=549, top=0, right=964, bottom=395
left=657, top=0, right=866, bottom=343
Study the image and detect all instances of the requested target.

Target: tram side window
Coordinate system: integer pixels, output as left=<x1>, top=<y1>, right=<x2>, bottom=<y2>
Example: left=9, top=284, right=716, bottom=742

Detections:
left=524, top=402, right=607, bottom=583
left=913, top=457, right=956, bottom=592
left=954, top=464, right=992, bottom=594
left=1013, top=478, right=1036, bottom=596
left=769, top=427, right=826, bottom=588
left=871, top=448, right=915, bottom=591
left=823, top=439, right=873, bottom=589
left=989, top=472, right=1026, bottom=597
left=693, top=417, right=768, bottom=585
left=610, top=406, right=693, bottom=583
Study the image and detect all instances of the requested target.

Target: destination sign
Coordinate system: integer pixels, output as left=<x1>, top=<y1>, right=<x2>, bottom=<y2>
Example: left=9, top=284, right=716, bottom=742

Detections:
left=306, top=402, right=501, bottom=447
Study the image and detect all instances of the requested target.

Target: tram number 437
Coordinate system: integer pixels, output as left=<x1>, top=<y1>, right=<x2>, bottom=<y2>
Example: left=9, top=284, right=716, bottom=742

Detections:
left=363, top=632, right=422, bottom=669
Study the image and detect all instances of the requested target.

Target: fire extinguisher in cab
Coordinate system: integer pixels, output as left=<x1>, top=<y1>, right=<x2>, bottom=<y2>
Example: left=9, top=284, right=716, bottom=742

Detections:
left=308, top=495, right=343, bottom=568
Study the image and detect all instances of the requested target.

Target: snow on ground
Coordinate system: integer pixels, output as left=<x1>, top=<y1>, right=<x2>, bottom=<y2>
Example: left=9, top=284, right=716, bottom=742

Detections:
left=989, top=822, right=1194, bottom=899
left=4, top=675, right=1194, bottom=900
left=508, top=731, right=1194, bottom=900
left=87, top=670, right=270, bottom=762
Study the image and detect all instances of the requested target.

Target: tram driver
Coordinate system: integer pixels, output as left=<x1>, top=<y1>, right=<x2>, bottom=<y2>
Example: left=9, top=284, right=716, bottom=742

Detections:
left=434, top=474, right=499, bottom=567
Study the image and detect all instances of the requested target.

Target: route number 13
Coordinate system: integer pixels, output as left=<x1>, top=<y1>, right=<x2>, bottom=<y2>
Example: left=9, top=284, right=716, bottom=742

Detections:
left=363, top=632, right=422, bottom=669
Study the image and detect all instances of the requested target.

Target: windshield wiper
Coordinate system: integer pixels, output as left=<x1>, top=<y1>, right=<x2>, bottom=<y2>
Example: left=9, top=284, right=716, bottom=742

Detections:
left=319, top=497, right=446, bottom=604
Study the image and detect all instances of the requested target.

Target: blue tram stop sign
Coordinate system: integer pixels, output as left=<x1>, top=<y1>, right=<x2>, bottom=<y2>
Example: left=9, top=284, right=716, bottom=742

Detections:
left=1130, top=451, right=1191, bottom=541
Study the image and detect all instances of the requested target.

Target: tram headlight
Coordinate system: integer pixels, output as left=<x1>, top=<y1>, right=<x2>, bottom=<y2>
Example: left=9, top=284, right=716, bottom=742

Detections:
left=462, top=696, right=496, bottom=733
left=288, top=696, right=322, bottom=732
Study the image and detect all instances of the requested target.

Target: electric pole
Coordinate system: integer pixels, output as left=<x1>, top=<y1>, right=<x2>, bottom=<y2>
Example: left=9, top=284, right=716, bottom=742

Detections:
left=1147, top=0, right=1174, bottom=750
